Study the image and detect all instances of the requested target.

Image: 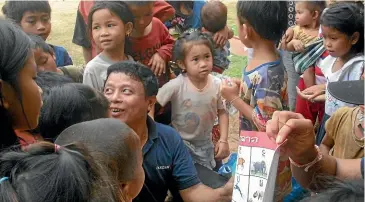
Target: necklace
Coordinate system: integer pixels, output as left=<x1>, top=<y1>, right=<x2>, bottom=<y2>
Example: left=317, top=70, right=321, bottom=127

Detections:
left=352, top=108, right=364, bottom=148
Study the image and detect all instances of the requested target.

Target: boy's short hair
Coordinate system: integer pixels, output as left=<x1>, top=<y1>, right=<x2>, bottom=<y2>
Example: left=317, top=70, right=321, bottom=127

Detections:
left=303, top=1, right=327, bottom=14
left=237, top=1, right=288, bottom=41
left=35, top=71, right=74, bottom=95
left=2, top=1, right=51, bottom=23
left=28, top=34, right=54, bottom=55
left=105, top=61, right=159, bottom=97
left=201, top=1, right=227, bottom=33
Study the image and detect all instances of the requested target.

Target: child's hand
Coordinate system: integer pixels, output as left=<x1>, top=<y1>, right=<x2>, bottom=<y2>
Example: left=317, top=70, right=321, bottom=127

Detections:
left=213, top=26, right=230, bottom=48
left=220, top=79, right=240, bottom=102
left=284, top=27, right=294, bottom=43
left=215, top=141, right=230, bottom=160
left=292, top=40, right=305, bottom=52
left=148, top=53, right=166, bottom=77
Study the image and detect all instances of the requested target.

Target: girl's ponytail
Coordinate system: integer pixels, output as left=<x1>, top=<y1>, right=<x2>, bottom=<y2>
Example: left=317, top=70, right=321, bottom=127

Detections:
left=0, top=141, right=101, bottom=202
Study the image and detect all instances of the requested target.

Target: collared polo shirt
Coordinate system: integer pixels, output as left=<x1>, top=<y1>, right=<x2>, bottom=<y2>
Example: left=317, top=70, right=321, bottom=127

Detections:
left=133, top=117, right=200, bottom=202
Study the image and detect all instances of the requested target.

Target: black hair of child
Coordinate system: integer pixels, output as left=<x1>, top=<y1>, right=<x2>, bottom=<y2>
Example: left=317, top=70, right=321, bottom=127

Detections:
left=35, top=71, right=74, bottom=96
left=0, top=141, right=108, bottom=202
left=172, top=31, right=214, bottom=63
left=301, top=176, right=364, bottom=202
left=87, top=1, right=134, bottom=55
left=201, top=1, right=227, bottom=33
left=28, top=34, right=54, bottom=55
left=236, top=1, right=288, bottom=42
left=303, top=1, right=327, bottom=14
left=0, top=18, right=33, bottom=150
left=321, top=2, right=364, bottom=54
left=38, top=83, right=109, bottom=142
left=106, top=61, right=159, bottom=97
left=2, top=1, right=51, bottom=24
left=56, top=118, right=139, bottom=188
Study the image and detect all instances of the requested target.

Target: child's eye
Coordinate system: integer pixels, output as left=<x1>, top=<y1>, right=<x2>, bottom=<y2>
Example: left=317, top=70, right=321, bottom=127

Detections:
left=205, top=55, right=211, bottom=59
left=107, top=24, right=115, bottom=28
left=192, top=58, right=199, bottom=62
left=93, top=26, right=100, bottom=30
left=26, top=20, right=36, bottom=24
left=41, top=17, right=50, bottom=22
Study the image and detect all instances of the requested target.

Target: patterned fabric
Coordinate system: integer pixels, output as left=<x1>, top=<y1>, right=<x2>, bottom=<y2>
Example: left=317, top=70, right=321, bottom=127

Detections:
left=293, top=39, right=326, bottom=74
left=239, top=58, right=288, bottom=132
left=213, top=42, right=231, bottom=72
left=287, top=1, right=296, bottom=27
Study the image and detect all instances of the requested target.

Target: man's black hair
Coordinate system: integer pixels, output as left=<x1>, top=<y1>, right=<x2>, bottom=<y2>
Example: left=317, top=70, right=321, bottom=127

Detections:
left=236, top=1, right=288, bottom=41
left=2, top=1, right=51, bottom=23
left=105, top=61, right=159, bottom=97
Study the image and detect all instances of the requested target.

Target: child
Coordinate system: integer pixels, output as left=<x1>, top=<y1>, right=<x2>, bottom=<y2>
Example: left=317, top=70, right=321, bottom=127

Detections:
left=126, top=1, right=175, bottom=87
left=39, top=83, right=109, bottom=142
left=56, top=118, right=145, bottom=202
left=28, top=34, right=83, bottom=82
left=73, top=0, right=175, bottom=63
left=156, top=31, right=230, bottom=170
left=0, top=142, right=120, bottom=202
left=83, top=1, right=134, bottom=92
left=299, top=2, right=364, bottom=145
left=283, top=2, right=327, bottom=125
left=0, top=18, right=42, bottom=150
left=2, top=1, right=73, bottom=67
left=200, top=0, right=233, bottom=74
left=320, top=80, right=364, bottom=159
left=220, top=1, right=291, bottom=201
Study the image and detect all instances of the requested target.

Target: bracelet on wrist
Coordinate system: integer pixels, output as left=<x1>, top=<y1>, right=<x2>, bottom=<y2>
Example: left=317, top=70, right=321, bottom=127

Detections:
left=229, top=96, right=240, bottom=105
left=289, top=145, right=322, bottom=172
left=218, top=140, right=228, bottom=144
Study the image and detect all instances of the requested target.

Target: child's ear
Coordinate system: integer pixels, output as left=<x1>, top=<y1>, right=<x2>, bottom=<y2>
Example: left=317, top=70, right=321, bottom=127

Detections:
left=0, top=80, right=11, bottom=109
left=176, top=60, right=185, bottom=71
left=312, top=10, right=320, bottom=20
left=351, top=32, right=360, bottom=45
left=125, top=22, right=133, bottom=37
left=147, top=96, right=156, bottom=112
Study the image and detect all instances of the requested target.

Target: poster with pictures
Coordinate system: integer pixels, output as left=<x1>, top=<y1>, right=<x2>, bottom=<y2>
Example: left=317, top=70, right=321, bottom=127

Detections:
left=232, top=131, right=281, bottom=202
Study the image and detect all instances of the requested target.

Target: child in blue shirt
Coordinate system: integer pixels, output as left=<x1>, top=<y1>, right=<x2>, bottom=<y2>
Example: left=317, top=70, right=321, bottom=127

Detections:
left=2, top=0, right=73, bottom=67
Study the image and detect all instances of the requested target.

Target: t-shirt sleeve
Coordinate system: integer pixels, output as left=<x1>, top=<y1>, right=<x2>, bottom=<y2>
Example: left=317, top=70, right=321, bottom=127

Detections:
left=83, top=65, right=99, bottom=90
left=72, top=8, right=91, bottom=48
left=155, top=19, right=174, bottom=62
left=171, top=132, right=201, bottom=190
left=156, top=77, right=180, bottom=106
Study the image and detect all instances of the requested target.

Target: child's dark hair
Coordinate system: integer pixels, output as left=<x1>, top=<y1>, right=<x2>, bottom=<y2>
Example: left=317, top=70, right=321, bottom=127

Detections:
left=0, top=18, right=33, bottom=150
left=301, top=176, right=364, bottom=202
left=237, top=1, right=288, bottom=41
left=301, top=1, right=327, bottom=14
left=28, top=34, right=54, bottom=55
left=2, top=1, right=51, bottom=24
left=35, top=71, right=74, bottom=95
left=56, top=118, right=140, bottom=190
left=39, top=83, right=109, bottom=142
left=0, top=141, right=116, bottom=202
left=106, top=61, right=159, bottom=97
left=88, top=1, right=134, bottom=54
left=173, top=31, right=214, bottom=62
left=321, top=2, right=364, bottom=54
left=201, top=1, right=227, bottom=33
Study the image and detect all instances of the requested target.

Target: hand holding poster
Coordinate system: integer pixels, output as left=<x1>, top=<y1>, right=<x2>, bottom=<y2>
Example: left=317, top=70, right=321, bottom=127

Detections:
left=232, top=131, right=292, bottom=202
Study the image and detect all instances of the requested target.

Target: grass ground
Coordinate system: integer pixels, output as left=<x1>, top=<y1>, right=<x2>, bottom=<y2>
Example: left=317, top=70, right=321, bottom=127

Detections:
left=1, top=1, right=244, bottom=154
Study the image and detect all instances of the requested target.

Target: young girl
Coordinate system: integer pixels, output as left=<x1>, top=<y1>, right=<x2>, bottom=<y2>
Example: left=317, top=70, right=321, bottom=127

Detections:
left=298, top=2, right=364, bottom=145
left=156, top=31, right=230, bottom=170
left=0, top=18, right=42, bottom=150
left=56, top=118, right=145, bottom=202
left=83, top=1, right=134, bottom=92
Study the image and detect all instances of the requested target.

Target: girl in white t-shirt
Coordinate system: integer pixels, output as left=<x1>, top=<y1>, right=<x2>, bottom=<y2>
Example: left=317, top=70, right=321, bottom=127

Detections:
left=297, top=2, right=364, bottom=145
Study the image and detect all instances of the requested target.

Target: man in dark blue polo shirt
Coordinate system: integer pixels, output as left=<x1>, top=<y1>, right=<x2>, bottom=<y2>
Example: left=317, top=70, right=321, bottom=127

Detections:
left=103, top=61, right=233, bottom=202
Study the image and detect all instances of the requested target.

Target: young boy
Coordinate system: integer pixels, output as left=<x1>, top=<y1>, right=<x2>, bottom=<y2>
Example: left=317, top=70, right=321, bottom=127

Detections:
left=29, top=34, right=83, bottom=83
left=126, top=1, right=175, bottom=88
left=220, top=1, right=291, bottom=201
left=2, top=1, right=73, bottom=67
left=200, top=1, right=233, bottom=74
left=320, top=80, right=364, bottom=159
left=73, top=0, right=175, bottom=63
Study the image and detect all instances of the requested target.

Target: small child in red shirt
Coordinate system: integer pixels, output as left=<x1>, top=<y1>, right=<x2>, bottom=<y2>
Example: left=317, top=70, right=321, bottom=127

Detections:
left=127, top=1, right=175, bottom=88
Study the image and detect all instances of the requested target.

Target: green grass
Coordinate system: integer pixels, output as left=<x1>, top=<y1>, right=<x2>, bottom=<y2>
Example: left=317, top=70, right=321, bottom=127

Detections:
left=0, top=1, right=245, bottom=78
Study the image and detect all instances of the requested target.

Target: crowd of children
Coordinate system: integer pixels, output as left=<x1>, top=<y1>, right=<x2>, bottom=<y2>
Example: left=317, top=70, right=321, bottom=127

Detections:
left=0, top=0, right=364, bottom=202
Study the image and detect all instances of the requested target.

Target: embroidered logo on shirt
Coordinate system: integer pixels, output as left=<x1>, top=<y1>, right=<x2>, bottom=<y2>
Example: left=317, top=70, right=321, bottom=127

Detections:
left=156, top=165, right=170, bottom=170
